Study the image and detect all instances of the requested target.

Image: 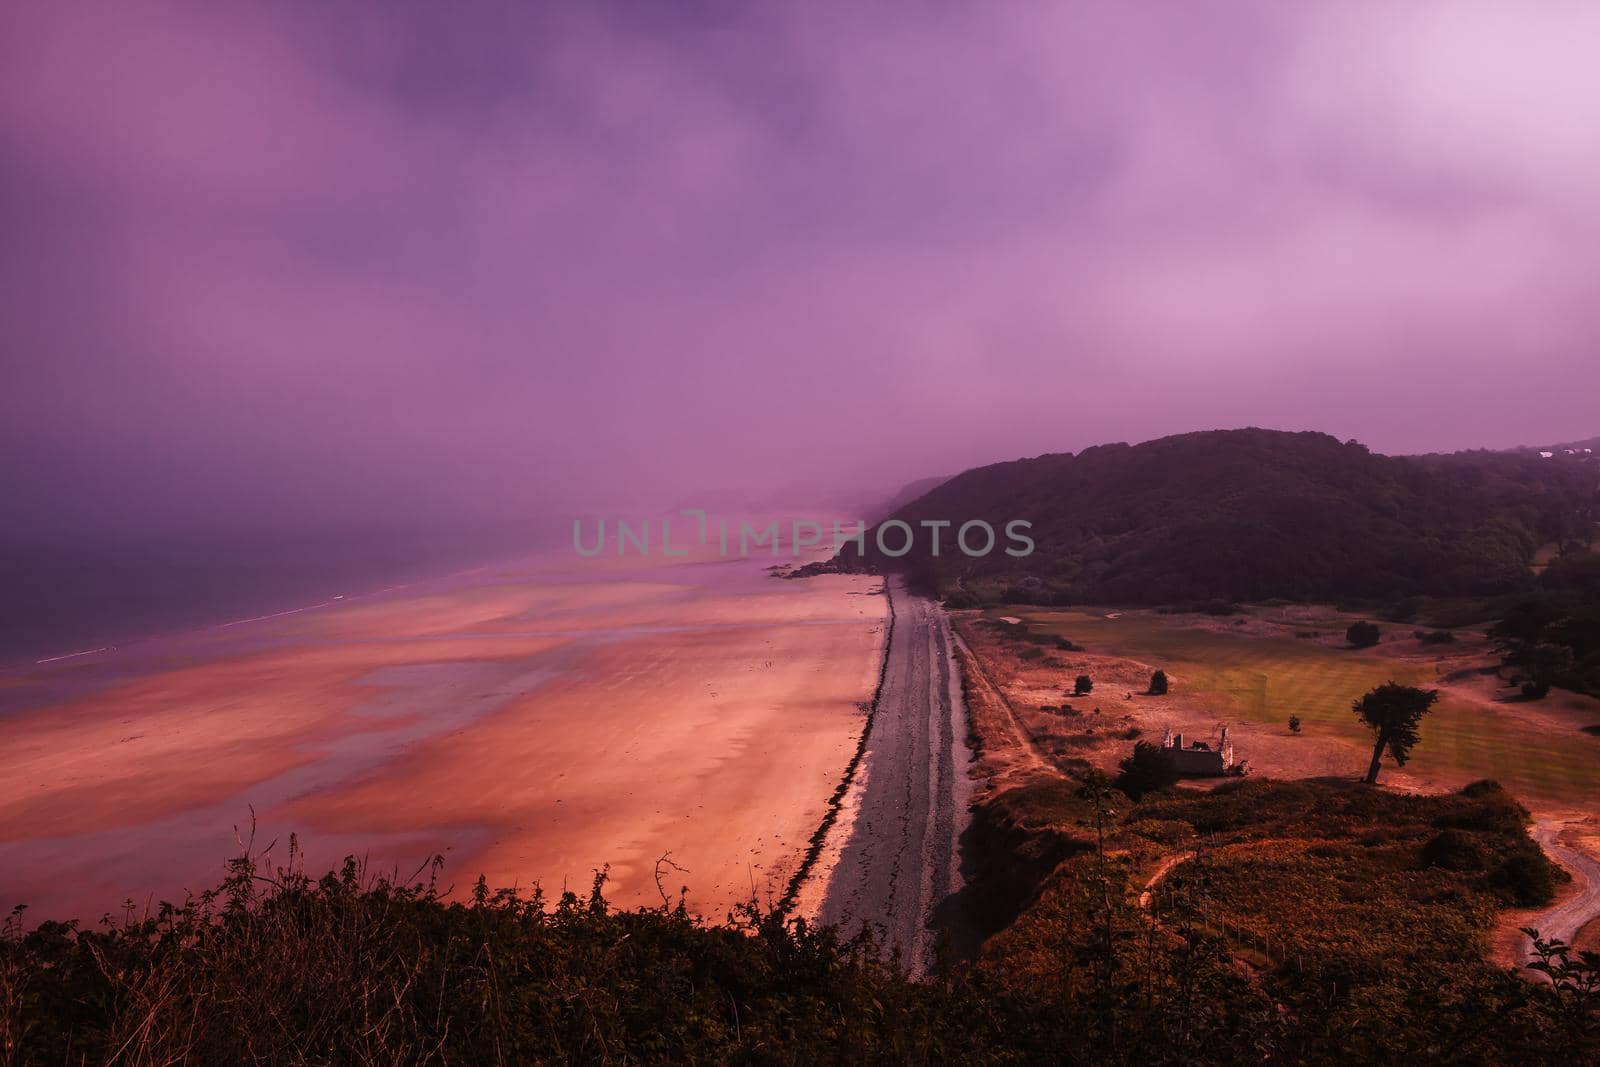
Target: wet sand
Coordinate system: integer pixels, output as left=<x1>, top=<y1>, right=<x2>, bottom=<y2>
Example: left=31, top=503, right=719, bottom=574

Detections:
left=0, top=550, right=887, bottom=920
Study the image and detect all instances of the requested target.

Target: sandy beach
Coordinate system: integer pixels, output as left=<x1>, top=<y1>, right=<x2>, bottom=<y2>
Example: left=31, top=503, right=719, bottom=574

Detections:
left=0, top=548, right=888, bottom=920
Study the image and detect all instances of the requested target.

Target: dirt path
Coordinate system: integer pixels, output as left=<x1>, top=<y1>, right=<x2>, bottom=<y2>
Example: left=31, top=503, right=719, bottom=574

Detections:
left=951, top=630, right=1053, bottom=775
left=1137, top=850, right=1195, bottom=909
left=1521, top=819, right=1600, bottom=976
left=813, top=579, right=973, bottom=977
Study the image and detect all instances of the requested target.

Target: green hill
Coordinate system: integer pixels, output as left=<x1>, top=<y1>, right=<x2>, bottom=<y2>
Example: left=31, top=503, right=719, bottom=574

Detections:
left=847, top=428, right=1596, bottom=605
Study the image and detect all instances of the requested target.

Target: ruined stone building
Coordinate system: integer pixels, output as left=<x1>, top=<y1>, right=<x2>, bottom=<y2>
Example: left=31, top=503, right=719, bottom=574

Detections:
left=1160, top=726, right=1235, bottom=777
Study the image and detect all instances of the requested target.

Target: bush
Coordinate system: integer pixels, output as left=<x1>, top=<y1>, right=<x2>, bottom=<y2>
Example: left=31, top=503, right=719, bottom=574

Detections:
left=1414, top=629, right=1457, bottom=645
left=1433, top=781, right=1529, bottom=835
left=1148, top=669, right=1169, bottom=695
left=1115, top=741, right=1179, bottom=799
left=1421, top=829, right=1487, bottom=872
left=943, top=588, right=981, bottom=610
left=906, top=558, right=943, bottom=599
left=0, top=849, right=980, bottom=1063
left=1001, top=576, right=1052, bottom=604
left=1347, top=621, right=1382, bottom=648
left=1073, top=674, right=1093, bottom=696
left=1487, top=840, right=1563, bottom=907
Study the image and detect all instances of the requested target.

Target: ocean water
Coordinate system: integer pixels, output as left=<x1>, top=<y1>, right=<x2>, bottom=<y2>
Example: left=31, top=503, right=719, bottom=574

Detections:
left=0, top=521, right=567, bottom=669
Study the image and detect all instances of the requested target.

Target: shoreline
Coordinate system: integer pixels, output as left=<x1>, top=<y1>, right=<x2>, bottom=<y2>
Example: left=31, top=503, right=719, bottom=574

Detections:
left=0, top=551, right=888, bottom=922
left=779, top=577, right=897, bottom=914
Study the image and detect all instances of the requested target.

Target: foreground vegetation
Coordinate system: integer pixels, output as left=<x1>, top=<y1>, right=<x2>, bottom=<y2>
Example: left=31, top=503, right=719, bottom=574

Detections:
left=976, top=775, right=1598, bottom=1064
left=5, top=779, right=1593, bottom=1064
left=2, top=842, right=971, bottom=1065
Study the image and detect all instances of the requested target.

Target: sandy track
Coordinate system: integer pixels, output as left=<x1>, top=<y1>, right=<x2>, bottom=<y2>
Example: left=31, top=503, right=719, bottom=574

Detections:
left=1137, top=851, right=1195, bottom=910
left=1522, top=820, right=1600, bottom=976
left=951, top=630, right=1053, bottom=775
left=812, top=579, right=972, bottom=977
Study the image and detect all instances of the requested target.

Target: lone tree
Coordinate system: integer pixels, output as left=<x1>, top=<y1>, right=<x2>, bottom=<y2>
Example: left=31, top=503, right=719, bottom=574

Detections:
left=1354, top=682, right=1438, bottom=785
left=1347, top=621, right=1382, bottom=649
left=1115, top=741, right=1179, bottom=799
left=1074, top=674, right=1094, bottom=696
left=1288, top=714, right=1302, bottom=734
left=1148, top=669, right=1169, bottom=695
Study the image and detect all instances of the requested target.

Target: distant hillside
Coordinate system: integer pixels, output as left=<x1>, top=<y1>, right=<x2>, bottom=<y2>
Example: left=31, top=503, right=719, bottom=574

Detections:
left=846, top=429, right=1597, bottom=605
left=1495, top=435, right=1600, bottom=461
left=870, top=474, right=949, bottom=522
left=1536, top=435, right=1600, bottom=454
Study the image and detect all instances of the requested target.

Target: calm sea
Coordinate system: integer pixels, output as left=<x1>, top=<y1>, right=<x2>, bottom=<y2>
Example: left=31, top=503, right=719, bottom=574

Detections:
left=0, top=520, right=568, bottom=669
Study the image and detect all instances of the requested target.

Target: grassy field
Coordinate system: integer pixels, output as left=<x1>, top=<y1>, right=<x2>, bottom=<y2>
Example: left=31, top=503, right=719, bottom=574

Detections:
left=998, top=608, right=1600, bottom=809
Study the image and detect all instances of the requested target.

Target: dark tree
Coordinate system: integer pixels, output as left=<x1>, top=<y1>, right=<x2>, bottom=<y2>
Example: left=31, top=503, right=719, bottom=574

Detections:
left=1074, top=674, right=1094, bottom=696
left=1288, top=715, right=1302, bottom=734
left=1346, top=621, right=1382, bottom=649
left=1115, top=741, right=1179, bottom=799
left=1541, top=548, right=1600, bottom=598
left=1519, top=642, right=1574, bottom=700
left=1148, top=669, right=1169, bottom=695
left=1491, top=587, right=1600, bottom=699
left=1354, top=682, right=1438, bottom=785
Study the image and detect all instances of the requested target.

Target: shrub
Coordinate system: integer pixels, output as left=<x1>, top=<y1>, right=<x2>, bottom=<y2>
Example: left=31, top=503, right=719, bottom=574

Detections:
left=1420, top=829, right=1486, bottom=872
left=1073, top=674, right=1093, bottom=696
left=1002, top=577, right=1051, bottom=604
left=1487, top=840, right=1562, bottom=907
left=1147, top=670, right=1168, bottom=695
left=1115, top=741, right=1179, bottom=799
left=1347, top=621, right=1382, bottom=648
left=906, top=558, right=943, bottom=599
left=1288, top=715, right=1302, bottom=734
left=943, top=588, right=981, bottom=609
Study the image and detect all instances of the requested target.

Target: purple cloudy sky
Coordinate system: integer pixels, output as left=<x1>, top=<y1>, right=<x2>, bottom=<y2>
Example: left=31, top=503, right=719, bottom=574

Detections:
left=3, top=1, right=1598, bottom=538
